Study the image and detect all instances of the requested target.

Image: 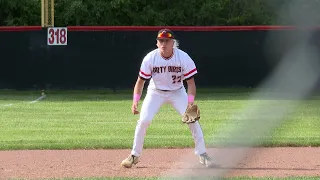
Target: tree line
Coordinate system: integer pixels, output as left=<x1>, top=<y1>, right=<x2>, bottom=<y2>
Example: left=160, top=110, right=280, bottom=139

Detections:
left=0, top=0, right=319, bottom=26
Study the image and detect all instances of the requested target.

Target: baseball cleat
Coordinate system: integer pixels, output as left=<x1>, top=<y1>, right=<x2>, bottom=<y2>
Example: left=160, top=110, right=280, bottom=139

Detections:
left=199, top=152, right=219, bottom=168
left=121, top=154, right=139, bottom=168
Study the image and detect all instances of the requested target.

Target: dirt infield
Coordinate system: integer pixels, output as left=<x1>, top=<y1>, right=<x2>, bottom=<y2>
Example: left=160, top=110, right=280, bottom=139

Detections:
left=0, top=147, right=319, bottom=179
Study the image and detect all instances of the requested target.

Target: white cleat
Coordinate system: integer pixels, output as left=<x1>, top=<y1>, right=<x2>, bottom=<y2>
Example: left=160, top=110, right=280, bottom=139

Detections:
left=121, top=154, right=139, bottom=168
left=199, top=152, right=220, bottom=168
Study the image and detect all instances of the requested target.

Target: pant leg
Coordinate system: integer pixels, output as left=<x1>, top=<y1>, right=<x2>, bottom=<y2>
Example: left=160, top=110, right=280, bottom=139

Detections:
left=131, top=89, right=165, bottom=157
left=169, top=88, right=207, bottom=155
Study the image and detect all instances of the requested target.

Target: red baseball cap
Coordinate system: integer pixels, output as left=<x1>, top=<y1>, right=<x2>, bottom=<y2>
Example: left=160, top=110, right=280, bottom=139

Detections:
left=156, top=29, right=175, bottom=40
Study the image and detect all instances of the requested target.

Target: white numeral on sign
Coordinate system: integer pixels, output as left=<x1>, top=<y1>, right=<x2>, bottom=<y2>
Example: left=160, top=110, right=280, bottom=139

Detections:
left=47, top=27, right=68, bottom=45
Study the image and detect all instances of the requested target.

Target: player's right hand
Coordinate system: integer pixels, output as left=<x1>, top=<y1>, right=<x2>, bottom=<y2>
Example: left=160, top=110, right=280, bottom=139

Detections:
left=132, top=102, right=139, bottom=115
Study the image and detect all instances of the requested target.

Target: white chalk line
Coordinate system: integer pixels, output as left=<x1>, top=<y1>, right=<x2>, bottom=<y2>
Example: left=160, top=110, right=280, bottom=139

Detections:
left=0, top=95, right=47, bottom=108
left=29, top=95, right=47, bottom=104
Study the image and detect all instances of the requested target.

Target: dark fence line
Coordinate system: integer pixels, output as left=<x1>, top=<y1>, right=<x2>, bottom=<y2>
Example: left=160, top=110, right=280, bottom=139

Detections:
left=1, top=26, right=320, bottom=90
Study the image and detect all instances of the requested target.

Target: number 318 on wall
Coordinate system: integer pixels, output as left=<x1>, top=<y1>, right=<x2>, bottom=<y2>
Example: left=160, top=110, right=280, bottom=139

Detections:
left=47, top=27, right=68, bottom=45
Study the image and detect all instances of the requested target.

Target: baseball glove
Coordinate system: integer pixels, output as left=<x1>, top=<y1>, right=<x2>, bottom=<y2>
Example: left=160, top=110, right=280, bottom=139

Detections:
left=182, top=104, right=200, bottom=124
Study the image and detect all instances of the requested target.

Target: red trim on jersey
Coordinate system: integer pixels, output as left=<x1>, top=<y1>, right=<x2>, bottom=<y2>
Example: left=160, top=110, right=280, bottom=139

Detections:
left=184, top=68, right=197, bottom=77
left=140, top=70, right=151, bottom=77
left=161, top=52, right=174, bottom=60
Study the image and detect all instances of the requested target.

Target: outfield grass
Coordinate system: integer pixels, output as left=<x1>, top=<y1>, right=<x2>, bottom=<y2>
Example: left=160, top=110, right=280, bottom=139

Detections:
left=0, top=88, right=319, bottom=150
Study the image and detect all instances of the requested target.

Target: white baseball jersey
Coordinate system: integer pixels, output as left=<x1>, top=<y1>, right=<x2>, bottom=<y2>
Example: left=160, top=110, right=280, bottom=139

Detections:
left=138, top=48, right=197, bottom=91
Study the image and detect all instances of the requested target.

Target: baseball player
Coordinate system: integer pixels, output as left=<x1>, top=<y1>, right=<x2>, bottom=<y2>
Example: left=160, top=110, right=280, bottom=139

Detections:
left=121, top=29, right=216, bottom=168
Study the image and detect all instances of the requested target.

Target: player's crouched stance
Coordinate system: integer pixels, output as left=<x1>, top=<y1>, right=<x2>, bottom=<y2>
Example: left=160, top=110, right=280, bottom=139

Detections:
left=121, top=29, right=218, bottom=168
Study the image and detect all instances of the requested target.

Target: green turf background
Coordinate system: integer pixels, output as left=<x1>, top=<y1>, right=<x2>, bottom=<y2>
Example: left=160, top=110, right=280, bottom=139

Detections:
left=0, top=88, right=319, bottom=150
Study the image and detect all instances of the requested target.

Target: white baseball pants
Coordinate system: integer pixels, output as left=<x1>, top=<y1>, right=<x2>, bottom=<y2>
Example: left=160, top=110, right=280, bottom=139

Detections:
left=131, top=87, right=207, bottom=157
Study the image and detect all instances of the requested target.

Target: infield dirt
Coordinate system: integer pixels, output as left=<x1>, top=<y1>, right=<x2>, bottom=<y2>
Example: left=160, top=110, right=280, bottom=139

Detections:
left=0, top=147, right=319, bottom=179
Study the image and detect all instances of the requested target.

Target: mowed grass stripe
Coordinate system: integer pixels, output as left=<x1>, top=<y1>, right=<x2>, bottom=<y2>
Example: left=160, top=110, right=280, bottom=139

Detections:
left=0, top=89, right=319, bottom=150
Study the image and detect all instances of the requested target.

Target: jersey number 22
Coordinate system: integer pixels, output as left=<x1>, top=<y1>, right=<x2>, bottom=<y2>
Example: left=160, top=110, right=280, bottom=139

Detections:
left=172, top=75, right=182, bottom=84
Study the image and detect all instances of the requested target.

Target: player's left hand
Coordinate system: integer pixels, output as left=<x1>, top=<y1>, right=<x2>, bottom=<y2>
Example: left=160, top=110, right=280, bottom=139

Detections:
left=188, top=102, right=194, bottom=107
left=182, top=103, right=200, bottom=124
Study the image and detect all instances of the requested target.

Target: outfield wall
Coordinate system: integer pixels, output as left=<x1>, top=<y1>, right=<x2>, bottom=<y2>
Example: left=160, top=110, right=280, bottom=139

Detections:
left=0, top=26, right=320, bottom=90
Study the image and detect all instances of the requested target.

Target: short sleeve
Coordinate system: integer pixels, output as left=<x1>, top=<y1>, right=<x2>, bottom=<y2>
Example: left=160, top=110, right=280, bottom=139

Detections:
left=138, top=53, right=152, bottom=80
left=183, top=54, right=198, bottom=80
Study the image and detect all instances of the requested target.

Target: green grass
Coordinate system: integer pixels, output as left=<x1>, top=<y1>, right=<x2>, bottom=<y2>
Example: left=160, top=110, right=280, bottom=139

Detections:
left=0, top=88, right=319, bottom=150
